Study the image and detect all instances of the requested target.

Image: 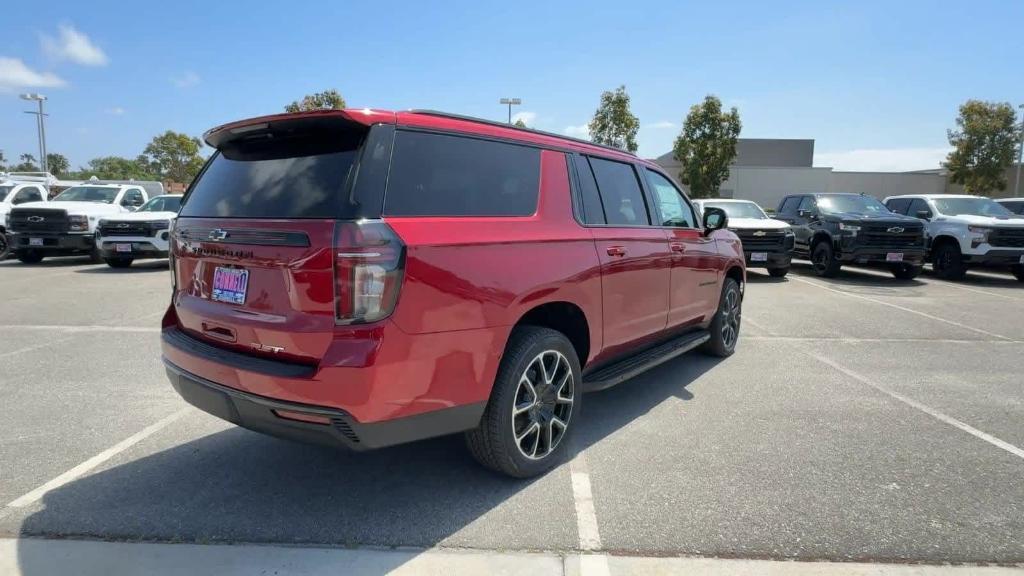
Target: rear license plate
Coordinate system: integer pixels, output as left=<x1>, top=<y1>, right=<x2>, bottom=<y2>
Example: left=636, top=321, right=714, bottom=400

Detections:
left=29, top=238, right=43, bottom=247
left=212, top=267, right=249, bottom=305
left=115, top=243, right=132, bottom=253
left=751, top=252, right=768, bottom=262
left=886, top=252, right=904, bottom=262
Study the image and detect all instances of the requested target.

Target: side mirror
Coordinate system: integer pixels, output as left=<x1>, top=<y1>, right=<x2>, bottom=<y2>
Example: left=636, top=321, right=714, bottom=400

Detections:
left=797, top=209, right=816, bottom=220
left=702, top=207, right=728, bottom=236
left=915, top=210, right=931, bottom=220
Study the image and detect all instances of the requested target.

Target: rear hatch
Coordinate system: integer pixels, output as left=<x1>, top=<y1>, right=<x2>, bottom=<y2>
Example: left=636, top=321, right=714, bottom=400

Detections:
left=170, top=113, right=400, bottom=366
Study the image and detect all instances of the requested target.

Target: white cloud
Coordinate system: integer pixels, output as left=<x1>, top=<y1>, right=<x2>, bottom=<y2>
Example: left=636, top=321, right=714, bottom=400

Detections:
left=511, top=111, right=537, bottom=126
left=105, top=106, right=125, bottom=115
left=171, top=70, right=200, bottom=88
left=40, top=24, right=108, bottom=66
left=564, top=124, right=590, bottom=138
left=646, top=121, right=676, bottom=129
left=814, top=147, right=951, bottom=172
left=0, top=57, right=66, bottom=92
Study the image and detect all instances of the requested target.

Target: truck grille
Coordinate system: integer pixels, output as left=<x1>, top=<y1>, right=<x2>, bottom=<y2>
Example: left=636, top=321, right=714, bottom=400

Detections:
left=988, top=227, right=1024, bottom=248
left=860, top=224, right=924, bottom=249
left=736, top=229, right=791, bottom=251
left=9, top=209, right=69, bottom=233
left=99, top=221, right=152, bottom=237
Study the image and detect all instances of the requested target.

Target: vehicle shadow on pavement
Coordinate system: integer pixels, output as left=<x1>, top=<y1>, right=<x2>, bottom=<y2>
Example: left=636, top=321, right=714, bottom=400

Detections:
left=0, top=257, right=100, bottom=268
left=14, top=351, right=722, bottom=574
left=75, top=261, right=169, bottom=274
left=744, top=270, right=788, bottom=284
left=789, top=260, right=928, bottom=290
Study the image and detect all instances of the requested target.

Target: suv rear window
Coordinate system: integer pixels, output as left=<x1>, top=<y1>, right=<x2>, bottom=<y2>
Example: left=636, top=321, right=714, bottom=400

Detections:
left=384, top=131, right=540, bottom=217
left=180, top=131, right=363, bottom=219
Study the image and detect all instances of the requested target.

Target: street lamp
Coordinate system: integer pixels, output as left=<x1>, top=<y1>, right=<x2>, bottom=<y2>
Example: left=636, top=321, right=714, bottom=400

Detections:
left=1015, top=103, right=1024, bottom=198
left=20, top=93, right=48, bottom=175
left=499, top=97, right=521, bottom=124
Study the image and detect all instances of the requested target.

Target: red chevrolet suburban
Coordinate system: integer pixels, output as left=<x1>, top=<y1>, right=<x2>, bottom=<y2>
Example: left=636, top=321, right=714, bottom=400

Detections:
left=161, top=109, right=745, bottom=477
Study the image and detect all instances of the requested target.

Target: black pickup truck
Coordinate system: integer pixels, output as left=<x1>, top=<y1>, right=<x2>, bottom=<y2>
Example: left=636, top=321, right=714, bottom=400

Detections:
left=775, top=193, right=927, bottom=279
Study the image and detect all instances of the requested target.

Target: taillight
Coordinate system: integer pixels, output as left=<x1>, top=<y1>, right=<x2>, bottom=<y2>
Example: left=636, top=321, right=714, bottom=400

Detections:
left=333, top=220, right=405, bottom=324
left=168, top=219, right=177, bottom=293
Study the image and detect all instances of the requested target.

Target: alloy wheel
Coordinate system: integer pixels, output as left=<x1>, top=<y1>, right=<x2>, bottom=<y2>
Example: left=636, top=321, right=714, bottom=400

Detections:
left=0, top=234, right=8, bottom=259
left=721, top=287, right=741, bottom=349
left=512, top=350, right=574, bottom=460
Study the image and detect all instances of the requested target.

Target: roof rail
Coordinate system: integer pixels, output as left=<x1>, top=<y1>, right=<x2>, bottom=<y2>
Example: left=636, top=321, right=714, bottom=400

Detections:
left=406, top=109, right=636, bottom=157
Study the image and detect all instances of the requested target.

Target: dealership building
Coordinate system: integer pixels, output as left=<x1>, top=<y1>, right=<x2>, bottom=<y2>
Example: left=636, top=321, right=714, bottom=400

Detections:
left=653, top=139, right=1023, bottom=209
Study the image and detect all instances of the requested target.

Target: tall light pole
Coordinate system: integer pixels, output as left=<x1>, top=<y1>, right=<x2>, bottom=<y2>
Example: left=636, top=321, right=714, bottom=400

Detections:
left=1015, top=103, right=1024, bottom=198
left=20, top=93, right=48, bottom=175
left=499, top=97, right=521, bottom=124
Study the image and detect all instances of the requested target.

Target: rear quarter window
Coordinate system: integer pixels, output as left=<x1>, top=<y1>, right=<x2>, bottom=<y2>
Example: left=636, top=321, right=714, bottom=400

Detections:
left=384, top=131, right=540, bottom=217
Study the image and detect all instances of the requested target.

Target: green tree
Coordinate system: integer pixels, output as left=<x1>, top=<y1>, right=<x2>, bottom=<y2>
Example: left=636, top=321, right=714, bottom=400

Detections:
left=46, top=153, right=70, bottom=177
left=588, top=85, right=640, bottom=152
left=141, top=131, right=205, bottom=183
left=513, top=118, right=528, bottom=128
left=0, top=150, right=6, bottom=170
left=672, top=95, right=742, bottom=198
left=80, top=156, right=159, bottom=180
left=945, top=100, right=1020, bottom=193
left=9, top=153, right=38, bottom=172
left=285, top=89, right=346, bottom=113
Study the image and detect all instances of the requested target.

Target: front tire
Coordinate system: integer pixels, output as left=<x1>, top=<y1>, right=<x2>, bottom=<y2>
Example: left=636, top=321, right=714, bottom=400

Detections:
left=701, top=277, right=742, bottom=358
left=1013, top=265, right=1024, bottom=282
left=811, top=241, right=842, bottom=277
left=932, top=242, right=966, bottom=280
left=88, top=247, right=103, bottom=264
left=104, top=257, right=134, bottom=268
left=466, top=326, right=580, bottom=478
left=16, top=250, right=44, bottom=264
left=767, top=266, right=789, bottom=278
left=0, top=233, right=9, bottom=260
left=891, top=264, right=921, bottom=280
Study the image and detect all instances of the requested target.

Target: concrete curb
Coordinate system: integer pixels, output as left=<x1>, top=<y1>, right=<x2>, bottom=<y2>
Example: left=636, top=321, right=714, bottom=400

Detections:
left=0, top=539, right=1021, bottom=575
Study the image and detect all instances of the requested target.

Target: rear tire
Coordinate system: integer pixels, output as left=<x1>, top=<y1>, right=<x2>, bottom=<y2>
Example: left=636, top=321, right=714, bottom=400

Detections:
left=0, top=233, right=9, bottom=260
left=701, top=277, right=742, bottom=358
left=105, top=257, right=134, bottom=268
left=932, top=242, right=966, bottom=280
left=16, top=250, right=43, bottom=264
left=891, top=264, right=921, bottom=280
left=767, top=266, right=789, bottom=278
left=811, top=241, right=842, bottom=277
left=88, top=247, right=103, bottom=264
left=465, top=326, right=580, bottom=478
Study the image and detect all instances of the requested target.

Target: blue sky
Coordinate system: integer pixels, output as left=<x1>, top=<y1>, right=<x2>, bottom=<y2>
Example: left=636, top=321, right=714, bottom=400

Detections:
left=1, top=0, right=1021, bottom=172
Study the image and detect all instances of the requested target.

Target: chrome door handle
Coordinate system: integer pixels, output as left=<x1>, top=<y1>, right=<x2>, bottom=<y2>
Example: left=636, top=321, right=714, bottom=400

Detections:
left=670, top=243, right=685, bottom=253
left=606, top=246, right=626, bottom=257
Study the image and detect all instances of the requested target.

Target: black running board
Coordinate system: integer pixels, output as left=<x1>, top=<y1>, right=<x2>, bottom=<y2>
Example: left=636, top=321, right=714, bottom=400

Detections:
left=582, top=330, right=711, bottom=393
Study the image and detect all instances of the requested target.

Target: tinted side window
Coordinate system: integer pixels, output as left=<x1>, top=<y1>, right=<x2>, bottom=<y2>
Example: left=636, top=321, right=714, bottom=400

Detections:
left=779, top=196, right=801, bottom=215
left=1003, top=201, right=1024, bottom=215
left=908, top=198, right=932, bottom=218
left=885, top=198, right=910, bottom=214
left=572, top=155, right=606, bottom=224
left=644, top=169, right=696, bottom=227
left=385, top=131, right=540, bottom=217
left=13, top=187, right=43, bottom=204
left=589, top=157, right=649, bottom=226
left=797, top=196, right=816, bottom=213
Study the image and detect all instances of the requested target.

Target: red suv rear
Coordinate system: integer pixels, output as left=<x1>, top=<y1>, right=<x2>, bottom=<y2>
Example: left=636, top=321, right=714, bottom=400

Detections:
left=162, top=109, right=745, bottom=477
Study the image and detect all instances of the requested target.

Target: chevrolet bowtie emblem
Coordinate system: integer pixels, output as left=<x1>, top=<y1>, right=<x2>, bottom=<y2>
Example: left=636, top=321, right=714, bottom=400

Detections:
left=752, top=230, right=766, bottom=237
left=887, top=227, right=904, bottom=234
left=27, top=216, right=44, bottom=223
left=208, top=229, right=228, bottom=241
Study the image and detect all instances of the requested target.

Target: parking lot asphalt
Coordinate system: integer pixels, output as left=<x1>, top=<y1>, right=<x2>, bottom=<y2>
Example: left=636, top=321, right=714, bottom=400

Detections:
left=0, top=256, right=1022, bottom=569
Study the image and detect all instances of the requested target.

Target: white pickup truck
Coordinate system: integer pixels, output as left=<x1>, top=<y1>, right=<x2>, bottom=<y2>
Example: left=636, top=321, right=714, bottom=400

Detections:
left=884, top=194, right=1024, bottom=281
left=96, top=194, right=182, bottom=267
left=6, top=180, right=162, bottom=264
left=0, top=177, right=50, bottom=259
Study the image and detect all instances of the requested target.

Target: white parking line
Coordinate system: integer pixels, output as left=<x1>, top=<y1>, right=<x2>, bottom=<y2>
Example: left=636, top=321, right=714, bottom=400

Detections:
left=0, top=324, right=160, bottom=333
left=807, top=352, right=1024, bottom=461
left=5, top=408, right=191, bottom=509
left=745, top=335, right=1019, bottom=345
left=927, top=278, right=1024, bottom=302
left=0, top=335, right=78, bottom=360
left=790, top=276, right=1016, bottom=341
left=568, top=451, right=610, bottom=576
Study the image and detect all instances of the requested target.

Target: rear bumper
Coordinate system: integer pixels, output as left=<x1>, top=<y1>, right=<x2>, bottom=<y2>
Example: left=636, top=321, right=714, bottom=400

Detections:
left=10, top=231, right=94, bottom=254
left=99, top=234, right=170, bottom=259
left=164, top=359, right=484, bottom=450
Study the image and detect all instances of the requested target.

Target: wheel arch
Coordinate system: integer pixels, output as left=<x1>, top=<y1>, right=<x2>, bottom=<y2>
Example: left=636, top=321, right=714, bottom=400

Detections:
left=513, top=301, right=591, bottom=370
